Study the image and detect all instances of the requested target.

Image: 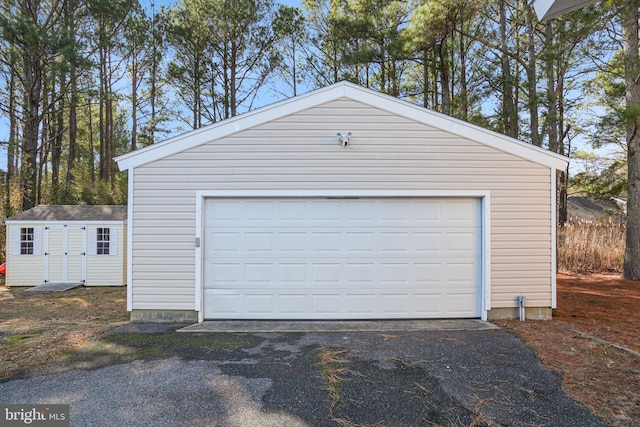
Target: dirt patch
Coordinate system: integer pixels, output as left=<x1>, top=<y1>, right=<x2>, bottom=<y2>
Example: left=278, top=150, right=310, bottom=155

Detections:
left=496, top=273, right=640, bottom=427
left=0, top=285, right=128, bottom=380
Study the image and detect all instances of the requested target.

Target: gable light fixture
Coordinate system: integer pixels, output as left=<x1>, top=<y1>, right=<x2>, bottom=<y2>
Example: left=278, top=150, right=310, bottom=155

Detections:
left=336, top=132, right=352, bottom=147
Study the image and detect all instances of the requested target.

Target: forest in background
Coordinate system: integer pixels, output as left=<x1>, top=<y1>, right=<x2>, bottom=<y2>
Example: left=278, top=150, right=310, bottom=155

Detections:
left=0, top=0, right=631, bottom=216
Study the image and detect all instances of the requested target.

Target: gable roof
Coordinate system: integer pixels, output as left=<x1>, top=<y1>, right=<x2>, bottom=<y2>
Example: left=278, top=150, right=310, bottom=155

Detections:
left=115, top=81, right=569, bottom=171
left=7, top=205, right=127, bottom=222
left=532, top=0, right=599, bottom=21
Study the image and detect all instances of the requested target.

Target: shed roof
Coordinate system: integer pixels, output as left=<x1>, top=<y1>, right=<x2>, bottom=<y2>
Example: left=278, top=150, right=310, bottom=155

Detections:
left=115, top=81, right=569, bottom=171
left=7, top=205, right=127, bottom=222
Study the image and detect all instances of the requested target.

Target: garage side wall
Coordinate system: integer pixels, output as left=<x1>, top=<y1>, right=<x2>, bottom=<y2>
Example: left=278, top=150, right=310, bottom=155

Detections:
left=129, top=98, right=552, bottom=319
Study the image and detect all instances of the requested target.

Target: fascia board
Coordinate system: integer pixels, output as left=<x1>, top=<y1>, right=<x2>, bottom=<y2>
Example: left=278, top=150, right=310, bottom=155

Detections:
left=533, top=0, right=600, bottom=21
left=5, top=220, right=124, bottom=225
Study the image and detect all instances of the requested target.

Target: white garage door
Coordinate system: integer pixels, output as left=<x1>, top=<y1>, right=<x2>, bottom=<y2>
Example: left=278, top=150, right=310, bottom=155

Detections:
left=203, top=198, right=481, bottom=319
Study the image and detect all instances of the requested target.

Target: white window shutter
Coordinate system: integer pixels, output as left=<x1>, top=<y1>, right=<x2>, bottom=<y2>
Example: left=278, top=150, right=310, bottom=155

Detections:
left=110, top=228, right=118, bottom=256
left=33, top=227, right=42, bottom=256
left=88, top=227, right=97, bottom=256
left=11, top=227, right=20, bottom=256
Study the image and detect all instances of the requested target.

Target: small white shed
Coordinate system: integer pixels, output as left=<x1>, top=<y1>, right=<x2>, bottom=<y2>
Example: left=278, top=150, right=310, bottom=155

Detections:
left=116, top=82, right=568, bottom=322
left=5, top=205, right=127, bottom=287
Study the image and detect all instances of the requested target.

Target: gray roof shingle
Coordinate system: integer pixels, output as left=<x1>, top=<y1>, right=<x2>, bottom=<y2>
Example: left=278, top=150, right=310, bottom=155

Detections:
left=7, top=205, right=127, bottom=222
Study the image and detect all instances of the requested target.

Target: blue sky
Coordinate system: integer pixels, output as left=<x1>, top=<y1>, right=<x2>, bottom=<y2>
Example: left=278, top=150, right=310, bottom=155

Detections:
left=148, top=0, right=302, bottom=8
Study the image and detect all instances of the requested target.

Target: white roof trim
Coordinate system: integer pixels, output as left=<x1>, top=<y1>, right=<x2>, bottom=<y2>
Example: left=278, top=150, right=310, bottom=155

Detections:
left=532, top=0, right=599, bottom=21
left=115, top=81, right=568, bottom=171
left=5, top=220, right=125, bottom=225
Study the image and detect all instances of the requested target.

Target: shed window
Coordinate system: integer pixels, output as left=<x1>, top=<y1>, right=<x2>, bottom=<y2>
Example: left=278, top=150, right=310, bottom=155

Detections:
left=20, top=227, right=35, bottom=255
left=96, top=228, right=110, bottom=255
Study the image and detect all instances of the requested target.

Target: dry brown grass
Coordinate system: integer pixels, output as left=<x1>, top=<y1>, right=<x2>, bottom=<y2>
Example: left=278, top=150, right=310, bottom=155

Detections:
left=558, top=219, right=625, bottom=273
left=0, top=284, right=128, bottom=379
left=496, top=273, right=640, bottom=427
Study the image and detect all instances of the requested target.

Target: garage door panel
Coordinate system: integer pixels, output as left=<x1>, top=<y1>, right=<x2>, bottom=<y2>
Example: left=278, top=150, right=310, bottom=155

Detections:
left=414, top=293, right=445, bottom=315
left=346, top=293, right=376, bottom=315
left=203, top=198, right=481, bottom=319
left=280, top=294, right=306, bottom=314
left=414, top=233, right=442, bottom=252
left=379, top=263, right=411, bottom=283
left=381, top=294, right=413, bottom=315
left=245, top=263, right=274, bottom=284
left=208, top=232, right=240, bottom=254
left=245, top=294, right=274, bottom=314
left=346, top=264, right=376, bottom=283
left=447, top=200, right=478, bottom=222
left=313, top=294, right=342, bottom=315
left=345, top=232, right=376, bottom=252
left=206, top=289, right=241, bottom=314
left=447, top=231, right=481, bottom=253
left=245, top=232, right=274, bottom=252
left=275, top=201, right=305, bottom=219
left=279, top=263, right=307, bottom=283
left=447, top=262, right=480, bottom=284
left=345, top=201, right=376, bottom=223
left=313, top=263, right=341, bottom=283
left=312, top=232, right=341, bottom=251
left=414, top=263, right=443, bottom=282
left=209, top=263, right=241, bottom=284
left=379, top=232, right=410, bottom=253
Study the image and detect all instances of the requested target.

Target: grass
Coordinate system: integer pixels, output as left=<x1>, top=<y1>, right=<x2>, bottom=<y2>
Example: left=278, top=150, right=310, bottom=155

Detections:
left=558, top=219, right=625, bottom=273
left=0, top=285, right=129, bottom=379
left=315, top=347, right=351, bottom=413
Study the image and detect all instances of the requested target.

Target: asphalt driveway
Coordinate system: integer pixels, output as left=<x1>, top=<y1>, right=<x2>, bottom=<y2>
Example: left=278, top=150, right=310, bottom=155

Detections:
left=0, top=323, right=606, bottom=426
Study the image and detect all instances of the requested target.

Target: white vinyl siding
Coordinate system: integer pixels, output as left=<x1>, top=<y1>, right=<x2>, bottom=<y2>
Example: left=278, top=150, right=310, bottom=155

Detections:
left=129, top=98, right=552, bottom=312
left=5, top=224, right=44, bottom=286
left=86, top=225, right=126, bottom=286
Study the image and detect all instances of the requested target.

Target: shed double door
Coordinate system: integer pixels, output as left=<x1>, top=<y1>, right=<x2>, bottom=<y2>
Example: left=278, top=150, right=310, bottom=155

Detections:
left=44, top=225, right=86, bottom=284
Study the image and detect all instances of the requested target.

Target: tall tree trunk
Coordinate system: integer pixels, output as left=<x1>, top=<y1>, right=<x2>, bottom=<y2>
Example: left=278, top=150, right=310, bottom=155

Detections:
left=498, top=0, right=517, bottom=138
left=6, top=65, right=17, bottom=217
left=131, top=55, right=138, bottom=151
left=150, top=5, right=159, bottom=142
left=106, top=51, right=114, bottom=186
left=622, top=2, right=640, bottom=280
left=20, top=0, right=44, bottom=211
left=438, top=41, right=450, bottom=115
left=99, top=42, right=106, bottom=182
left=458, top=22, right=468, bottom=121
left=526, top=1, right=540, bottom=146
left=545, top=21, right=558, bottom=153
left=51, top=73, right=64, bottom=203
left=230, top=39, right=238, bottom=118
left=422, top=48, right=430, bottom=108
left=87, top=96, right=95, bottom=184
left=65, top=0, right=78, bottom=202
left=65, top=57, right=78, bottom=200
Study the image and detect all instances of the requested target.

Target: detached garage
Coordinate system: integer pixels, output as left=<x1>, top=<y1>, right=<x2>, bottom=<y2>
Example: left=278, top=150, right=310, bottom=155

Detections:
left=115, top=82, right=568, bottom=323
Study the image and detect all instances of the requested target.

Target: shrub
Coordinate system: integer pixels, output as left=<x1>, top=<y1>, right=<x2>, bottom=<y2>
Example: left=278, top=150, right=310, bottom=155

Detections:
left=558, top=219, right=625, bottom=273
